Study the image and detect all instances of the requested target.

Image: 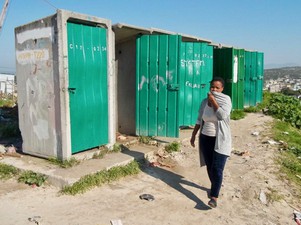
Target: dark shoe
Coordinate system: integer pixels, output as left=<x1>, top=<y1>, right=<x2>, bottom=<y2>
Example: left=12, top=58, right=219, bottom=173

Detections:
left=208, top=198, right=217, bottom=208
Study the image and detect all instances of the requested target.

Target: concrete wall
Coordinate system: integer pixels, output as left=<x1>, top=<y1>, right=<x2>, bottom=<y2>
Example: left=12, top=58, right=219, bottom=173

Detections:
left=15, top=14, right=59, bottom=158
left=115, top=39, right=136, bottom=135
left=15, top=10, right=115, bottom=160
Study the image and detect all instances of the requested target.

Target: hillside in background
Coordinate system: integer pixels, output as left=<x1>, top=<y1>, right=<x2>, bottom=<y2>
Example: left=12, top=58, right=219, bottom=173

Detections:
left=264, top=66, right=301, bottom=81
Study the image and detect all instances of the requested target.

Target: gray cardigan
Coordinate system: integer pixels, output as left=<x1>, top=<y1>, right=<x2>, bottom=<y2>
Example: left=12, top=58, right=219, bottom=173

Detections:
left=196, top=92, right=232, bottom=165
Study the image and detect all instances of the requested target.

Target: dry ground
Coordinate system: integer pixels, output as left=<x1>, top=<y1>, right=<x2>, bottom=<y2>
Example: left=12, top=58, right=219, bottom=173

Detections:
left=0, top=113, right=300, bottom=225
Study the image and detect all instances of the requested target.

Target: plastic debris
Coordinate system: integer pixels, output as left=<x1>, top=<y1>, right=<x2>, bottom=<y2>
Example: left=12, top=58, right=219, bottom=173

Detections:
left=110, top=219, right=123, bottom=225
left=251, top=131, right=259, bottom=136
left=259, top=190, right=267, bottom=205
left=28, top=216, right=42, bottom=225
left=139, top=194, right=155, bottom=201
left=293, top=210, right=301, bottom=225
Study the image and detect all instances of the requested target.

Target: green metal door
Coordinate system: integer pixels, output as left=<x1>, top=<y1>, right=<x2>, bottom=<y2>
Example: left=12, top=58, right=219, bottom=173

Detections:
left=244, top=51, right=258, bottom=107
left=67, top=22, right=108, bottom=153
left=256, top=52, right=264, bottom=104
left=136, top=35, right=180, bottom=137
left=178, top=42, right=213, bottom=126
left=214, top=48, right=245, bottom=110
left=237, top=49, right=245, bottom=109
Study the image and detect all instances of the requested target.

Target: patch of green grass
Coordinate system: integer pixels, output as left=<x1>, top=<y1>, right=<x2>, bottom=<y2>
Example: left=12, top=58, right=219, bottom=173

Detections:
left=48, top=157, right=80, bottom=168
left=230, top=110, right=246, bottom=120
left=18, top=171, right=47, bottom=187
left=271, top=120, right=301, bottom=190
left=164, top=141, right=180, bottom=153
left=138, top=136, right=153, bottom=144
left=0, top=163, right=20, bottom=180
left=92, top=151, right=106, bottom=159
left=266, top=187, right=283, bottom=203
left=92, top=144, right=122, bottom=159
left=111, top=143, right=121, bottom=153
left=0, top=99, right=15, bottom=107
left=61, top=160, right=141, bottom=195
left=244, top=106, right=260, bottom=113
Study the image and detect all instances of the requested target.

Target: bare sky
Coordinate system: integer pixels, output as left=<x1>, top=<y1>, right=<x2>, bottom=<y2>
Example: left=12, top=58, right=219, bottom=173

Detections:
left=0, top=0, right=300, bottom=73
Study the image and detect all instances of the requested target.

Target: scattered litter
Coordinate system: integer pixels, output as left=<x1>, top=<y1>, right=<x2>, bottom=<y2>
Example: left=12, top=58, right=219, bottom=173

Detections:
left=296, top=175, right=301, bottom=180
left=139, top=194, right=155, bottom=201
left=117, top=135, right=127, bottom=141
left=263, top=140, right=279, bottom=145
left=293, top=210, right=301, bottom=225
left=5, top=145, right=16, bottom=153
left=232, top=150, right=251, bottom=157
left=149, top=140, right=158, bottom=145
left=251, top=131, right=259, bottom=136
left=259, top=190, right=267, bottom=205
left=149, top=162, right=161, bottom=167
left=28, top=216, right=42, bottom=225
left=282, top=131, right=289, bottom=135
left=110, top=219, right=123, bottom=225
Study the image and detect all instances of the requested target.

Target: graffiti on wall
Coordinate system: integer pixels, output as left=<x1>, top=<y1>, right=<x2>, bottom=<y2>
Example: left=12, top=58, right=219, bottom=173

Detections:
left=138, top=70, right=174, bottom=92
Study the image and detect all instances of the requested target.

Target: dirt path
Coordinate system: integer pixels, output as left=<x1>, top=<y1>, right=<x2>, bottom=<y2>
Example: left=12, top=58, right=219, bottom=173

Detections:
left=0, top=113, right=300, bottom=225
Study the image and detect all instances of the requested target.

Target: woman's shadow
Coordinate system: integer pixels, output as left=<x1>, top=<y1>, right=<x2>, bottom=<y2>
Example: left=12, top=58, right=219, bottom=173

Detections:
left=121, top=146, right=211, bottom=210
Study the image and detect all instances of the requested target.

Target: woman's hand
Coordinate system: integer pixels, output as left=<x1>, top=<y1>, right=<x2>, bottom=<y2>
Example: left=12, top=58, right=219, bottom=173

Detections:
left=208, top=92, right=219, bottom=111
left=190, top=135, right=196, bottom=147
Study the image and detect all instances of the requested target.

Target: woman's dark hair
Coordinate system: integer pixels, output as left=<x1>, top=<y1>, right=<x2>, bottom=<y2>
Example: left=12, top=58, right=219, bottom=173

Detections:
left=210, top=77, right=225, bottom=87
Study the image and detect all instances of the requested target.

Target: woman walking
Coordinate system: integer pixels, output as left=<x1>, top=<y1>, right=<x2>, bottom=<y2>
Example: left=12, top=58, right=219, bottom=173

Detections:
left=190, top=77, right=232, bottom=208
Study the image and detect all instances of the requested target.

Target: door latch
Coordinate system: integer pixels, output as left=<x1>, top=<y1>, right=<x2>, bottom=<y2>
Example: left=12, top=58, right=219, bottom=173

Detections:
left=167, top=84, right=179, bottom=91
left=68, top=87, right=76, bottom=94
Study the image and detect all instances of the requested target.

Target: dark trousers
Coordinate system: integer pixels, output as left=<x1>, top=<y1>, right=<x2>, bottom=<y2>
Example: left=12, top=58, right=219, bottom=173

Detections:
left=199, top=134, right=228, bottom=198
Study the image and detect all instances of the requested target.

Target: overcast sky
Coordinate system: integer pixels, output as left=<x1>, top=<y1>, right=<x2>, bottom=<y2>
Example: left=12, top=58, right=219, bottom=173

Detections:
left=0, top=0, right=300, bottom=73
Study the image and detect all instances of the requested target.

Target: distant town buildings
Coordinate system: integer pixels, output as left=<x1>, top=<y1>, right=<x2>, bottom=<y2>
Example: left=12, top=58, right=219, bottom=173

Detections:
left=0, top=72, right=15, bottom=95
left=264, top=75, right=301, bottom=93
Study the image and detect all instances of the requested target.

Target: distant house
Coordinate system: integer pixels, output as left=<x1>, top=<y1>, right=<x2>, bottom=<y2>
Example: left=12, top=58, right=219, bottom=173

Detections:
left=0, top=73, right=16, bottom=95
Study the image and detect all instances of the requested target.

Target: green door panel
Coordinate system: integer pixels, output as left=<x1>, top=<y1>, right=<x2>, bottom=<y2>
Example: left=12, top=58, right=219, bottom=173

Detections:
left=213, top=47, right=245, bottom=110
left=67, top=22, right=108, bottom=153
left=244, top=51, right=258, bottom=107
left=237, top=49, right=245, bottom=109
left=136, top=35, right=180, bottom=137
left=178, top=42, right=213, bottom=126
left=256, top=52, right=264, bottom=104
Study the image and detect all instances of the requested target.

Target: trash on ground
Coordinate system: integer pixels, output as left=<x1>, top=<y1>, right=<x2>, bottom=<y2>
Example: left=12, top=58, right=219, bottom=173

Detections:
left=263, top=140, right=279, bottom=145
left=139, top=194, right=155, bottom=201
left=293, top=210, right=301, bottom=225
left=232, top=150, right=251, bottom=157
left=251, top=131, right=260, bottom=136
left=259, top=190, right=267, bottom=205
left=28, top=216, right=42, bottom=225
left=110, top=219, right=123, bottom=225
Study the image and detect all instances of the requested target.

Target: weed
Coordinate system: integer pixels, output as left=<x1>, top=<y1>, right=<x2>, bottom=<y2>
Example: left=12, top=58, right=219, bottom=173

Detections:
left=112, top=143, right=121, bottom=153
left=138, top=136, right=152, bottom=144
left=18, top=171, right=47, bottom=187
left=48, top=157, right=80, bottom=168
left=230, top=110, right=246, bottom=120
left=265, top=93, right=301, bottom=129
left=266, top=187, right=283, bottom=203
left=244, top=106, right=260, bottom=113
left=271, top=120, right=301, bottom=190
left=0, top=163, right=20, bottom=180
left=92, top=151, right=106, bottom=159
left=0, top=99, right=15, bottom=108
left=92, top=144, right=122, bottom=159
left=61, top=160, right=141, bottom=195
left=165, top=141, right=180, bottom=153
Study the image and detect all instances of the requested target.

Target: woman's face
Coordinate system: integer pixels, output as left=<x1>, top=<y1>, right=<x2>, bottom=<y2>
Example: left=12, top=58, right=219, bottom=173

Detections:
left=210, top=81, right=224, bottom=93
